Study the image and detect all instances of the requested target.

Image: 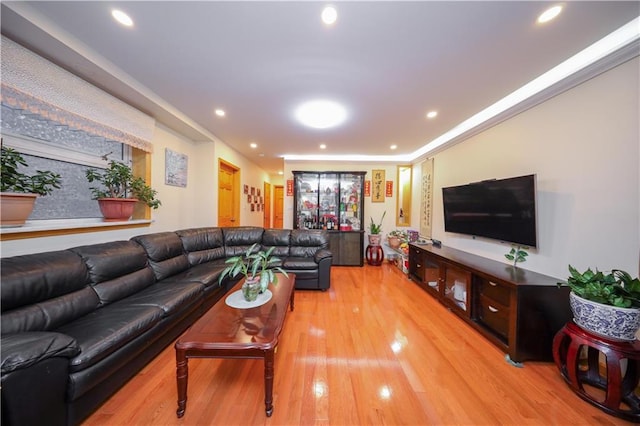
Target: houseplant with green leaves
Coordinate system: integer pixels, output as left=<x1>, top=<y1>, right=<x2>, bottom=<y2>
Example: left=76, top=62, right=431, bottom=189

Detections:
left=368, top=211, right=386, bottom=245
left=219, top=243, right=289, bottom=301
left=86, top=159, right=161, bottom=221
left=1, top=145, right=61, bottom=227
left=558, top=265, right=640, bottom=341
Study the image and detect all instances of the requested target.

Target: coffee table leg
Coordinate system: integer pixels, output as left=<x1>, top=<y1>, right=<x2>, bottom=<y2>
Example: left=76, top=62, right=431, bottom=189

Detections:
left=176, top=349, right=188, bottom=418
left=264, top=349, right=275, bottom=417
left=290, top=289, right=295, bottom=312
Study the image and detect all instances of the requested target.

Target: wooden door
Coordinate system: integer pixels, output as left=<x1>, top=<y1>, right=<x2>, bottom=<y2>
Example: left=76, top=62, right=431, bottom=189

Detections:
left=218, top=160, right=240, bottom=227
left=263, top=182, right=271, bottom=228
left=273, top=185, right=284, bottom=228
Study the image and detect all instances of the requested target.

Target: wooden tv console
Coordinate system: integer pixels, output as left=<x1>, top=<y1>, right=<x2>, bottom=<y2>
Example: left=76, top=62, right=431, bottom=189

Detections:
left=408, top=243, right=572, bottom=364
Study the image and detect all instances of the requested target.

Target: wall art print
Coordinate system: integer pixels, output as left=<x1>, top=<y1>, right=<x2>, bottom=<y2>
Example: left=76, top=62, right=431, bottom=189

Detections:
left=165, top=148, right=188, bottom=187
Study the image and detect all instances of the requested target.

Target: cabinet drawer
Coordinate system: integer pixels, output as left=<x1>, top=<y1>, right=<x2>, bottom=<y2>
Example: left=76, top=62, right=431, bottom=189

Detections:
left=478, top=294, right=510, bottom=340
left=480, top=280, right=511, bottom=307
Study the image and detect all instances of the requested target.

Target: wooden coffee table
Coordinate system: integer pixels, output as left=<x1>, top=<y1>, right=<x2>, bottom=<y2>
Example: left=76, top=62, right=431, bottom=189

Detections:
left=175, top=273, right=295, bottom=418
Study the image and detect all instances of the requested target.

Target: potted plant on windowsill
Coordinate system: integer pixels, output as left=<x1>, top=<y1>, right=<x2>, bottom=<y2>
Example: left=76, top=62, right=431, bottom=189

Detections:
left=219, top=243, right=289, bottom=302
left=368, top=211, right=386, bottom=246
left=1, top=145, right=61, bottom=227
left=85, top=159, right=161, bottom=222
left=558, top=265, right=640, bottom=341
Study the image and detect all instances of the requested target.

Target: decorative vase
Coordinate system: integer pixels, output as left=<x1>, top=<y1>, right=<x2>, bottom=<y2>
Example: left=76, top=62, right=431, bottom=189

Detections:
left=368, top=234, right=382, bottom=246
left=0, top=192, right=38, bottom=227
left=569, top=291, right=640, bottom=341
left=388, top=236, right=400, bottom=249
left=242, top=276, right=261, bottom=302
left=97, top=198, right=138, bottom=222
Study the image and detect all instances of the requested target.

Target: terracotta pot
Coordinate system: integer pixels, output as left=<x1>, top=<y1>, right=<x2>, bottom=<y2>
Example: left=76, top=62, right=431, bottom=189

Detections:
left=0, top=192, right=38, bottom=227
left=97, top=198, right=138, bottom=222
left=388, top=236, right=401, bottom=249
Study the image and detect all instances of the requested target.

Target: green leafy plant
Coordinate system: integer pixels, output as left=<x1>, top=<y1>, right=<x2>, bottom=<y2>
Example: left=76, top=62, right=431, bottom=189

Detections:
left=505, top=245, right=528, bottom=267
left=86, top=160, right=161, bottom=209
left=1, top=146, right=61, bottom=195
left=558, top=265, right=640, bottom=308
left=218, top=243, right=289, bottom=292
left=369, top=211, right=386, bottom=235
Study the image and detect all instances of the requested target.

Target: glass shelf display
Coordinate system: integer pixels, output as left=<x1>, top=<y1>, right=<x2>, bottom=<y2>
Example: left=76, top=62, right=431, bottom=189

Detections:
left=293, top=171, right=366, bottom=266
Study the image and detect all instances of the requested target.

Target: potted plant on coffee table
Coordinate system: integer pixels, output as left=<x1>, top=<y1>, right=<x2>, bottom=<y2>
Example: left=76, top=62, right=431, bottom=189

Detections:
left=85, top=159, right=161, bottom=221
left=219, top=243, right=289, bottom=302
left=368, top=211, right=386, bottom=246
left=1, top=145, right=61, bottom=227
left=558, top=265, right=640, bottom=341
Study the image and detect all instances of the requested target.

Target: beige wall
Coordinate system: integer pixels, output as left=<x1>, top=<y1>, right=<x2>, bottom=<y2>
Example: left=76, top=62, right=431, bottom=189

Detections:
left=417, top=57, right=639, bottom=279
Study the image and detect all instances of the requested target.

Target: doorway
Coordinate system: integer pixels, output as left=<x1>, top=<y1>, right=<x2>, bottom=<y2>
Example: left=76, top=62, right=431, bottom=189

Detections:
left=263, top=182, right=271, bottom=228
left=273, top=185, right=284, bottom=228
left=218, top=159, right=240, bottom=227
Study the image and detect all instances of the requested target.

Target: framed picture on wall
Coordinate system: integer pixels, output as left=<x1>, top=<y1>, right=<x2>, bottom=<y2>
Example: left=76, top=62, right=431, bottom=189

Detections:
left=371, top=169, right=385, bottom=202
left=244, top=184, right=249, bottom=194
left=165, top=148, right=188, bottom=187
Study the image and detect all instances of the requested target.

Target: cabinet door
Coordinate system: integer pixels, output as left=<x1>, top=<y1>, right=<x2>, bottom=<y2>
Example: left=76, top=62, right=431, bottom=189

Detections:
left=329, top=231, right=364, bottom=266
left=294, top=172, right=319, bottom=229
left=339, top=173, right=365, bottom=231
left=442, top=264, right=472, bottom=317
left=318, top=173, right=338, bottom=228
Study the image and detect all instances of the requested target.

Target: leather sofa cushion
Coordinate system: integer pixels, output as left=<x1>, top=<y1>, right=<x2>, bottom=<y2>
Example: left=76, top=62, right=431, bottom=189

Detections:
left=2, top=287, right=99, bottom=334
left=262, top=229, right=291, bottom=257
left=223, top=227, right=264, bottom=257
left=176, top=228, right=226, bottom=266
left=123, top=282, right=203, bottom=316
left=283, top=257, right=319, bottom=270
left=162, top=261, right=227, bottom=288
left=1, top=332, right=80, bottom=374
left=290, top=229, right=329, bottom=257
left=131, top=232, right=190, bottom=280
left=71, top=241, right=156, bottom=306
left=57, top=303, right=163, bottom=372
left=1, top=250, right=89, bottom=312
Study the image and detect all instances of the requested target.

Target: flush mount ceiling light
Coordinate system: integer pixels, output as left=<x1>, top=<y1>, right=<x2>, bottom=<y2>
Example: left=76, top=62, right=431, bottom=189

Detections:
left=294, top=100, right=347, bottom=129
left=321, top=6, right=337, bottom=25
left=426, top=111, right=438, bottom=119
left=537, top=5, right=563, bottom=24
left=111, top=9, right=133, bottom=27
left=319, top=144, right=327, bottom=149
left=250, top=143, right=257, bottom=148
left=215, top=109, right=225, bottom=117
left=390, top=144, right=398, bottom=150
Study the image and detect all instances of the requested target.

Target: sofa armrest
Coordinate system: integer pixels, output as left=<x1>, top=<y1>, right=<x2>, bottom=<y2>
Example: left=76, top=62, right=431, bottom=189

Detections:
left=314, top=249, right=333, bottom=263
left=1, top=332, right=79, bottom=374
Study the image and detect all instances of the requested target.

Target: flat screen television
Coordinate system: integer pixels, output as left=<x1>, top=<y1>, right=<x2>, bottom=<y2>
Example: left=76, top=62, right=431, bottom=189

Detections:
left=442, top=174, right=537, bottom=247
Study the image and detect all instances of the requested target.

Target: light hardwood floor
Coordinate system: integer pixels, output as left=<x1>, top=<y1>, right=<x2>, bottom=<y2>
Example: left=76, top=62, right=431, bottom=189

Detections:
left=83, top=263, right=634, bottom=425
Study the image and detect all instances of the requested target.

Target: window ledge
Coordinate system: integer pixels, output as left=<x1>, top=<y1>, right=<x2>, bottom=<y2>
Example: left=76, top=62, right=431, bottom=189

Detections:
left=0, top=218, right=152, bottom=241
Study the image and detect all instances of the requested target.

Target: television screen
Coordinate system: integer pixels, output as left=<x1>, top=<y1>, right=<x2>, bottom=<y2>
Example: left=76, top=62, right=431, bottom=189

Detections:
left=442, top=174, right=537, bottom=247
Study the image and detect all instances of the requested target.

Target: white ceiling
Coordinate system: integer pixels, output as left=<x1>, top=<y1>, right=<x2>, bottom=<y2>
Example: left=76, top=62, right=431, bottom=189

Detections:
left=1, top=1, right=638, bottom=174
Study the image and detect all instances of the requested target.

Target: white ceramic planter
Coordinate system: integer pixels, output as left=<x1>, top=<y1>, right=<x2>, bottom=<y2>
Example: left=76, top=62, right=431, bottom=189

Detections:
left=569, top=291, right=640, bottom=341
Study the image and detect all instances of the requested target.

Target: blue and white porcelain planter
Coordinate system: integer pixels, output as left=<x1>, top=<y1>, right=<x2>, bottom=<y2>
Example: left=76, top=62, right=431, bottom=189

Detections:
left=569, top=291, right=640, bottom=341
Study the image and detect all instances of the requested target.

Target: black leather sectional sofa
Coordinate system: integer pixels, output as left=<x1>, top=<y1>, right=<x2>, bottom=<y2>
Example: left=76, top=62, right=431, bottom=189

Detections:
left=1, top=226, right=332, bottom=426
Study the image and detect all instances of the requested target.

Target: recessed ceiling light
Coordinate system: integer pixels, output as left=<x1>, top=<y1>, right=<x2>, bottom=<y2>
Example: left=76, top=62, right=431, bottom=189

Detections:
left=321, top=6, right=337, bottom=25
left=215, top=109, right=225, bottom=117
left=250, top=143, right=258, bottom=149
left=390, top=144, right=398, bottom=150
left=426, top=111, right=438, bottom=119
left=294, top=100, right=347, bottom=129
left=278, top=171, right=284, bottom=175
left=111, top=10, right=133, bottom=27
left=537, top=5, right=562, bottom=24
left=319, top=144, right=327, bottom=149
